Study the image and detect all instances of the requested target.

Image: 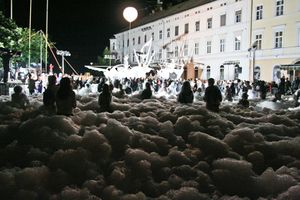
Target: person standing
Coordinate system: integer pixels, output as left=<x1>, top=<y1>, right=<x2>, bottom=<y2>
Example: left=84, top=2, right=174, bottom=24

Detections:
left=98, top=83, right=113, bottom=112
left=56, top=77, right=77, bottom=116
left=43, top=75, right=58, bottom=114
left=178, top=81, right=194, bottom=103
left=204, top=78, right=222, bottom=112
left=28, top=73, right=36, bottom=95
left=141, top=82, right=152, bottom=100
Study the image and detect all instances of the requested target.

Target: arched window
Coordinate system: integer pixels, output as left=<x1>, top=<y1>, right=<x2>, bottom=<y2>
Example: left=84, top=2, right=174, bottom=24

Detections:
left=254, top=66, right=261, bottom=80
left=234, top=64, right=239, bottom=80
left=194, top=66, right=199, bottom=80
left=207, top=66, right=211, bottom=80
left=273, top=65, right=281, bottom=83
left=220, top=65, right=224, bottom=80
left=183, top=66, right=187, bottom=80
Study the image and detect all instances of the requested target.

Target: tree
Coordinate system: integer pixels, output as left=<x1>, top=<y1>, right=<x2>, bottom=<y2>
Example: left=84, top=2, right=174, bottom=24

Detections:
left=14, top=28, right=47, bottom=67
left=0, top=11, right=19, bottom=50
left=0, top=11, right=20, bottom=69
left=97, top=47, right=111, bottom=66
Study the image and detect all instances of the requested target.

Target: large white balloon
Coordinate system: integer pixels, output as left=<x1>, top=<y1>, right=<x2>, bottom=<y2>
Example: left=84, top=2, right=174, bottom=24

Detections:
left=123, top=7, right=138, bottom=23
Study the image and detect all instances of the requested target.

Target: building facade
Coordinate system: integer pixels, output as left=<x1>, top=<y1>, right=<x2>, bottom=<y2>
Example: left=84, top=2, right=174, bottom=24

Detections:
left=251, top=0, right=300, bottom=82
left=110, top=0, right=300, bottom=82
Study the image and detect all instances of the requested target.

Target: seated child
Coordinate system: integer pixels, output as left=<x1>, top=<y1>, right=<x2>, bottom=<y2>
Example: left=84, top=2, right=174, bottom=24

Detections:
left=11, top=85, right=30, bottom=108
left=238, top=92, right=249, bottom=108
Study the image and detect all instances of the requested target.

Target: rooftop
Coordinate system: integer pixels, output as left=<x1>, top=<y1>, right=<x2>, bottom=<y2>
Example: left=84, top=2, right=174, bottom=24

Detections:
left=132, top=0, right=215, bottom=30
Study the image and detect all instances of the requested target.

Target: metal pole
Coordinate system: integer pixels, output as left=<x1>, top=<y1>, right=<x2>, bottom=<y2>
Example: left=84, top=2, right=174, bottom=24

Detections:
left=40, top=31, right=43, bottom=73
left=62, top=55, right=64, bottom=75
left=10, top=0, right=13, bottom=19
left=28, top=0, right=32, bottom=68
left=253, top=48, right=256, bottom=81
left=129, top=22, right=131, bottom=63
left=45, top=0, right=49, bottom=73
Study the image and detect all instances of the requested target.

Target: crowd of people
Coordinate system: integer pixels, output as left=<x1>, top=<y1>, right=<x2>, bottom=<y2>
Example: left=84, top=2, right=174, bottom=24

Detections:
left=9, top=72, right=300, bottom=115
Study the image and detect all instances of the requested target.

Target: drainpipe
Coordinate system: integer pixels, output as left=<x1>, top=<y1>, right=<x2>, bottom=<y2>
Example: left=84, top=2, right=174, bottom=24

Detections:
left=249, top=0, right=253, bottom=82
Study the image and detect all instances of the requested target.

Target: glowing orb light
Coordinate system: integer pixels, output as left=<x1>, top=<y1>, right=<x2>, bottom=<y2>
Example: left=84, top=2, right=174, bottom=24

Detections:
left=123, top=7, right=138, bottom=23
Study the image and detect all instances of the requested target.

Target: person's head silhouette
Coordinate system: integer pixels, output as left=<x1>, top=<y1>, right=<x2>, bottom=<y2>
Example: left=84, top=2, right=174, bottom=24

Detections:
left=208, top=78, right=215, bottom=86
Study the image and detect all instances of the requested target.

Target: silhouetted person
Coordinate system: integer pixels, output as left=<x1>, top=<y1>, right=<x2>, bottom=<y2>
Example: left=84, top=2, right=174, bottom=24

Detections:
left=178, top=81, right=194, bottom=103
left=56, top=77, right=76, bottom=116
left=28, top=73, right=36, bottom=95
left=11, top=85, right=30, bottom=108
left=141, top=82, right=152, bottom=99
left=238, top=92, right=249, bottom=108
left=115, top=84, right=125, bottom=98
left=97, top=78, right=106, bottom=93
left=259, top=81, right=267, bottom=100
left=98, top=83, right=113, bottom=112
left=204, top=78, right=222, bottom=112
left=43, top=75, right=58, bottom=114
left=225, top=85, right=233, bottom=101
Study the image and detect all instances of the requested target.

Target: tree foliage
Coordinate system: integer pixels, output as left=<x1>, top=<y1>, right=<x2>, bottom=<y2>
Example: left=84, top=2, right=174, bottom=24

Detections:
left=14, top=28, right=47, bottom=67
left=97, top=47, right=112, bottom=66
left=0, top=11, right=19, bottom=50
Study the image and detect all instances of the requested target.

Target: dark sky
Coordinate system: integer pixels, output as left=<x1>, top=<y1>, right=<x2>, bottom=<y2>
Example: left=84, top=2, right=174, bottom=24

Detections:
left=1, top=0, right=182, bottom=72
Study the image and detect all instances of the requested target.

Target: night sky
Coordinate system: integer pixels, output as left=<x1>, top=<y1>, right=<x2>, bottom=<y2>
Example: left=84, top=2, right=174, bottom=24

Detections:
left=1, top=0, right=183, bottom=72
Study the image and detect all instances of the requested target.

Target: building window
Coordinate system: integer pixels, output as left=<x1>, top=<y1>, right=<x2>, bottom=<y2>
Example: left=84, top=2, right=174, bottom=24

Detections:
left=194, top=43, right=199, bottom=55
left=195, top=21, right=200, bottom=31
left=138, top=36, right=141, bottom=44
left=194, top=66, right=199, bottom=79
left=184, top=23, right=189, bottom=34
left=132, top=38, right=135, bottom=46
left=122, top=40, right=124, bottom=48
left=207, top=66, right=211, bottom=79
left=112, top=43, right=115, bottom=51
left=256, top=5, right=263, bottom=20
left=220, top=39, right=225, bottom=52
left=144, top=35, right=147, bottom=43
left=158, top=49, right=162, bottom=59
left=183, top=66, right=187, bottom=79
left=235, top=10, right=242, bottom=23
left=207, top=41, right=212, bottom=53
left=254, top=66, right=261, bottom=80
left=175, top=26, right=179, bottom=36
left=273, top=65, right=281, bottom=82
left=127, top=39, right=129, bottom=47
left=220, top=65, right=224, bottom=80
left=159, top=30, right=163, bottom=39
left=234, top=65, right=239, bottom=80
left=175, top=46, right=179, bottom=57
left=276, top=0, right=284, bottom=16
left=235, top=36, right=241, bottom=50
left=167, top=28, right=170, bottom=37
left=184, top=44, right=188, bottom=56
left=151, top=32, right=155, bottom=40
left=207, top=18, right=212, bottom=29
left=275, top=31, right=283, bottom=48
left=255, top=34, right=262, bottom=50
left=220, top=14, right=226, bottom=26
left=166, top=47, right=170, bottom=58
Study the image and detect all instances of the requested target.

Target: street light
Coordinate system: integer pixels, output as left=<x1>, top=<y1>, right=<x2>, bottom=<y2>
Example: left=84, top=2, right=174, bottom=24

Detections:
left=56, top=50, right=71, bottom=75
left=123, top=7, right=138, bottom=29
left=123, top=7, right=138, bottom=63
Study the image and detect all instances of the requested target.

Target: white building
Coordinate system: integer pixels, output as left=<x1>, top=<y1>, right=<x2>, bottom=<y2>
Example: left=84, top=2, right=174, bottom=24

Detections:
left=110, top=0, right=253, bottom=81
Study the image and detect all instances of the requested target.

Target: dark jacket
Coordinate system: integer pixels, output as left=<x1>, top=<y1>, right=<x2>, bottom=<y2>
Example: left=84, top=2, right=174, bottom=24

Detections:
left=204, top=85, right=222, bottom=112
